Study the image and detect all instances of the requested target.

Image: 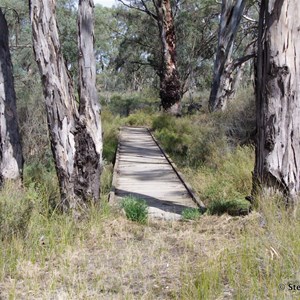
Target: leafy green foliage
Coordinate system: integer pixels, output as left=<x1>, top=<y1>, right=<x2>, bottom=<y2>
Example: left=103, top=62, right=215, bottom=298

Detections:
left=57, top=0, right=78, bottom=75
left=121, top=196, right=148, bottom=224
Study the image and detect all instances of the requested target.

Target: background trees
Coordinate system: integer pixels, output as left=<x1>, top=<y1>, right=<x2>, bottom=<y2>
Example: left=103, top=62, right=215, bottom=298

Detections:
left=208, top=0, right=246, bottom=112
left=117, top=0, right=182, bottom=115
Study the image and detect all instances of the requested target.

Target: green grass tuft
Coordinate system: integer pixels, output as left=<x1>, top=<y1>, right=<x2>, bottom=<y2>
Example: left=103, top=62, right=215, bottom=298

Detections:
left=181, top=208, right=202, bottom=220
left=207, top=198, right=251, bottom=216
left=121, top=195, right=148, bottom=224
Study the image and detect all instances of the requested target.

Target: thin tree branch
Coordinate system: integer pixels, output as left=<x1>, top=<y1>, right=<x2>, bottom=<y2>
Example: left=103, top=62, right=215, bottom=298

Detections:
left=118, top=0, right=158, bottom=20
left=232, top=53, right=255, bottom=70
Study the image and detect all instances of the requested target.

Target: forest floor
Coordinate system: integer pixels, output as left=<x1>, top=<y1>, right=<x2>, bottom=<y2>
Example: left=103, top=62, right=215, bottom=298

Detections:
left=0, top=210, right=258, bottom=299
left=1, top=102, right=298, bottom=299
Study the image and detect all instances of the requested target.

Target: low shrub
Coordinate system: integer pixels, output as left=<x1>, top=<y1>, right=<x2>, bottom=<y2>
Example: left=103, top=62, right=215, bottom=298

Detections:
left=152, top=114, right=176, bottom=131
left=152, top=113, right=227, bottom=168
left=124, top=110, right=155, bottom=127
left=121, top=195, right=148, bottom=224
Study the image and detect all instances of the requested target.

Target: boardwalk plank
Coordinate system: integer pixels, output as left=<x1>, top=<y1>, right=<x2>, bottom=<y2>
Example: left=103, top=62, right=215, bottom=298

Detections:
left=113, top=126, right=200, bottom=220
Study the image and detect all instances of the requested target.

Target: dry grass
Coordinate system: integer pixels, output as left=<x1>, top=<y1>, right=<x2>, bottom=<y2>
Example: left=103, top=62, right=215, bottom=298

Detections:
left=0, top=210, right=252, bottom=299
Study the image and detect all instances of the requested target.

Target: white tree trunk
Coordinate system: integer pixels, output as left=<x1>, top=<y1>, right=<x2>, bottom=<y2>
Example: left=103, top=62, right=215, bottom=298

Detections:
left=209, top=0, right=246, bottom=112
left=31, top=0, right=102, bottom=212
left=0, top=9, right=23, bottom=186
left=254, top=0, right=300, bottom=200
left=76, top=0, right=102, bottom=201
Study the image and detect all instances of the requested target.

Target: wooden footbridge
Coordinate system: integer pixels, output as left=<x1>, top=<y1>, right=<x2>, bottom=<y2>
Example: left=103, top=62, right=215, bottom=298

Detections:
left=110, top=126, right=205, bottom=220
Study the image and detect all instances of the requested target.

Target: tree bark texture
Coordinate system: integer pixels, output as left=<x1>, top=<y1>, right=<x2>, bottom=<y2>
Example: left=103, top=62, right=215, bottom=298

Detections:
left=254, top=0, right=300, bottom=200
left=30, top=0, right=102, bottom=212
left=0, top=9, right=23, bottom=186
left=76, top=0, right=102, bottom=203
left=209, top=0, right=246, bottom=112
left=155, top=0, right=182, bottom=115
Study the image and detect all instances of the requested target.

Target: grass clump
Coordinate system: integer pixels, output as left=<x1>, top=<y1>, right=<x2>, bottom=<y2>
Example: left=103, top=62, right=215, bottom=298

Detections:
left=181, top=208, right=202, bottom=220
left=121, top=195, right=148, bottom=224
left=207, top=198, right=251, bottom=216
left=0, top=182, right=34, bottom=241
left=102, top=109, right=123, bottom=163
left=187, top=195, right=300, bottom=299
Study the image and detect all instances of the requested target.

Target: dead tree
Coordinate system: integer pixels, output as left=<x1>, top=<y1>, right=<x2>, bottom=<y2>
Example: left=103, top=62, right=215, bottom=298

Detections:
left=0, top=8, right=23, bottom=186
left=30, top=0, right=102, bottom=213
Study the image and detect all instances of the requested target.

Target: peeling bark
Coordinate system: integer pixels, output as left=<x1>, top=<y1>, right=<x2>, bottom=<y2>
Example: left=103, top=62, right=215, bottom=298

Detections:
left=254, top=0, right=300, bottom=200
left=76, top=0, right=102, bottom=202
left=209, top=0, right=246, bottom=112
left=0, top=9, right=23, bottom=186
left=30, top=0, right=102, bottom=212
left=155, top=0, right=181, bottom=115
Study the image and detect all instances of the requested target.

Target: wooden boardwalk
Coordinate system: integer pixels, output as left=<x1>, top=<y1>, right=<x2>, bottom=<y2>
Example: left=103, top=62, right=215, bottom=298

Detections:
left=111, top=126, right=203, bottom=220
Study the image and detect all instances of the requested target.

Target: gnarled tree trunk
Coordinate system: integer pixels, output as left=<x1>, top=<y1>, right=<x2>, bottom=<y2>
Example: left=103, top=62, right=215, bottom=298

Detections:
left=0, top=9, right=23, bottom=186
left=209, top=0, right=246, bottom=112
left=253, top=0, right=300, bottom=201
left=30, top=0, right=102, bottom=212
left=155, top=0, right=181, bottom=115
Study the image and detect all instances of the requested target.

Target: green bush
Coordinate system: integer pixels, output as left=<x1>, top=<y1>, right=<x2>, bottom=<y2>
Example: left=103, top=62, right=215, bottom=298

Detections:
left=121, top=195, right=148, bottom=224
left=152, top=114, right=176, bottom=131
left=124, top=110, right=155, bottom=127
left=181, top=208, right=202, bottom=220
left=152, top=113, right=227, bottom=168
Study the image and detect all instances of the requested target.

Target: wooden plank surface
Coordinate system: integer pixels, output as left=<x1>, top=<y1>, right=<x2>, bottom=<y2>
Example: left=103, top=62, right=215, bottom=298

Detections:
left=113, top=126, right=199, bottom=220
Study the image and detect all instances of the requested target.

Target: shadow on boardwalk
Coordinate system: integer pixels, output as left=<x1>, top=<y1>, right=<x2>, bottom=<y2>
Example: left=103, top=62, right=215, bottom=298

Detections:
left=116, top=189, right=194, bottom=216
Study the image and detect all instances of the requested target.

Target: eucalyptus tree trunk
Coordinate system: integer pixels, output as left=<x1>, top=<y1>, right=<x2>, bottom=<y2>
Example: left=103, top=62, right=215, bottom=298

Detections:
left=30, top=0, right=102, bottom=212
left=155, top=0, right=181, bottom=115
left=253, top=0, right=300, bottom=201
left=209, top=0, right=246, bottom=112
left=76, top=0, right=102, bottom=203
left=0, top=9, right=23, bottom=186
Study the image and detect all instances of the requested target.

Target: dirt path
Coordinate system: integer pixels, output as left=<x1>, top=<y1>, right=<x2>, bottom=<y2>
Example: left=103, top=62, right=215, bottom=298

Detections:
left=111, top=126, right=202, bottom=220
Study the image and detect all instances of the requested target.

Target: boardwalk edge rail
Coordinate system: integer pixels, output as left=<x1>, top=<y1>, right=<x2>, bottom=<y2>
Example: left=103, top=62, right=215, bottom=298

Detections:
left=147, top=127, right=206, bottom=211
left=108, top=128, right=121, bottom=204
left=109, top=126, right=206, bottom=212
